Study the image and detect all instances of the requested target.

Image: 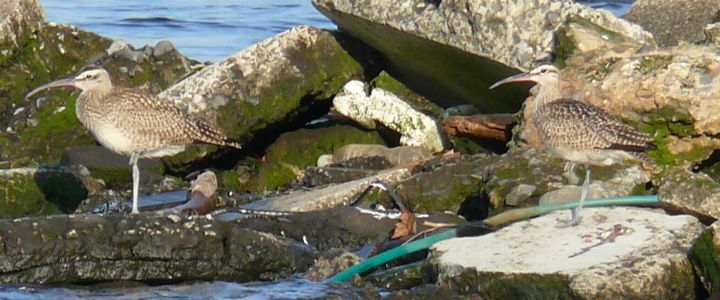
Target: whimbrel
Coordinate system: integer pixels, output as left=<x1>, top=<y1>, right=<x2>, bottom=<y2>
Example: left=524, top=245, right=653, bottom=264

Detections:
left=26, top=66, right=241, bottom=214
left=490, top=64, right=655, bottom=226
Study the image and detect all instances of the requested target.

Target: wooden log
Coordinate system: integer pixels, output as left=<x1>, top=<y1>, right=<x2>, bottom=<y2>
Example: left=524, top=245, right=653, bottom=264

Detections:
left=442, top=114, right=514, bottom=142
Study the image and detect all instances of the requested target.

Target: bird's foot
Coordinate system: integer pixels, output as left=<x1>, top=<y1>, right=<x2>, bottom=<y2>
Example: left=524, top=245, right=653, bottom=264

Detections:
left=556, top=217, right=582, bottom=227
left=555, top=208, right=582, bottom=228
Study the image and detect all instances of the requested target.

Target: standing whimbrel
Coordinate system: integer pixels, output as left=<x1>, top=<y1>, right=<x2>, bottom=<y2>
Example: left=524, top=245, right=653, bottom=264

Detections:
left=490, top=64, right=655, bottom=226
left=26, top=66, right=241, bottom=214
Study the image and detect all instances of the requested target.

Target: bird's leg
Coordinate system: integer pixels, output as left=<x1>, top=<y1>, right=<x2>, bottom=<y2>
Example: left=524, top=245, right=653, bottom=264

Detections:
left=558, top=165, right=590, bottom=227
left=129, top=154, right=140, bottom=214
left=562, top=161, right=579, bottom=185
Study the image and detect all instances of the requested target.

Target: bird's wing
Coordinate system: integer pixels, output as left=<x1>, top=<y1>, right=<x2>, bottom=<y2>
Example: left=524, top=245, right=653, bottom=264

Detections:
left=106, top=88, right=240, bottom=149
left=104, top=89, right=194, bottom=149
left=536, top=100, right=654, bottom=152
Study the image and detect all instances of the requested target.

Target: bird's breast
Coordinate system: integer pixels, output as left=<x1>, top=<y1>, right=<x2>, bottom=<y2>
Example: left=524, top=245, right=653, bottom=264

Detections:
left=91, top=124, right=136, bottom=156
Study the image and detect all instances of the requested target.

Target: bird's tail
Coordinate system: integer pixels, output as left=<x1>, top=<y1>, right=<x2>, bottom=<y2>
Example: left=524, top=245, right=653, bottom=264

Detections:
left=189, top=118, right=242, bottom=150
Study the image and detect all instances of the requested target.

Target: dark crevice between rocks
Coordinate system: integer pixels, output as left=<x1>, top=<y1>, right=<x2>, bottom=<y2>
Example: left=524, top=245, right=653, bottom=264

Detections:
left=693, top=149, right=720, bottom=180
left=458, top=192, right=490, bottom=222
left=315, top=8, right=528, bottom=112
left=33, top=170, right=88, bottom=214
left=330, top=30, right=384, bottom=83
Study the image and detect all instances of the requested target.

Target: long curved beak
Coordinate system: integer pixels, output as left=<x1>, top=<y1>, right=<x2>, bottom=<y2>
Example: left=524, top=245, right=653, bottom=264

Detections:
left=25, top=78, right=77, bottom=100
left=489, top=72, right=534, bottom=90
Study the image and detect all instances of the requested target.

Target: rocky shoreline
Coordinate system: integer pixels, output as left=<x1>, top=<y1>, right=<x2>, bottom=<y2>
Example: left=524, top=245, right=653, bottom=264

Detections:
left=2, top=0, right=720, bottom=298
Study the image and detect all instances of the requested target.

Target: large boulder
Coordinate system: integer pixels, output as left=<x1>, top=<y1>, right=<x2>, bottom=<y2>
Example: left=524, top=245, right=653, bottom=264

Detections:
left=0, top=213, right=315, bottom=283
left=624, top=0, right=720, bottom=47
left=313, top=0, right=653, bottom=111
left=0, top=0, right=45, bottom=66
left=159, top=26, right=366, bottom=172
left=430, top=207, right=702, bottom=299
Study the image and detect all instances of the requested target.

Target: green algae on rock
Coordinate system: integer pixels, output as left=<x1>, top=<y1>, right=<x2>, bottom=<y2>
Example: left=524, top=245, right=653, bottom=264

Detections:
left=1, top=22, right=198, bottom=164
left=243, top=125, right=385, bottom=192
left=0, top=166, right=87, bottom=218
left=690, top=223, right=720, bottom=295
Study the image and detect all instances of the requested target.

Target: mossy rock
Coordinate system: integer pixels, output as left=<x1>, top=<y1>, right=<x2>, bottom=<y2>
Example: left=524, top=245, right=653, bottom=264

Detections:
left=0, top=168, right=88, bottom=218
left=244, top=125, right=385, bottom=192
left=0, top=23, right=197, bottom=164
left=393, top=154, right=493, bottom=218
left=690, top=225, right=720, bottom=295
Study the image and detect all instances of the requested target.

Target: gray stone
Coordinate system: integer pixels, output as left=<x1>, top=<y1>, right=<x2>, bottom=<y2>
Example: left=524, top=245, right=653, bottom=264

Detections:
left=106, top=39, right=133, bottom=56
left=0, top=0, right=45, bottom=63
left=430, top=207, right=701, bottom=298
left=624, top=0, right=720, bottom=47
left=658, top=167, right=720, bottom=222
left=505, top=184, right=536, bottom=206
left=539, top=166, right=647, bottom=206
left=153, top=40, right=176, bottom=57
left=705, top=23, right=720, bottom=45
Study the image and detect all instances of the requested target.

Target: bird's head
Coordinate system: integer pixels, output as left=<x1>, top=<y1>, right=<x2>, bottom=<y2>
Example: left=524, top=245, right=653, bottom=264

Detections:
left=25, top=66, right=112, bottom=100
left=489, top=64, right=560, bottom=89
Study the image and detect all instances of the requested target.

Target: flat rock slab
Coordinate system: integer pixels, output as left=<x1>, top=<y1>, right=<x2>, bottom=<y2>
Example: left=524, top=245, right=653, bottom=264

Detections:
left=430, top=207, right=702, bottom=299
left=0, top=213, right=315, bottom=284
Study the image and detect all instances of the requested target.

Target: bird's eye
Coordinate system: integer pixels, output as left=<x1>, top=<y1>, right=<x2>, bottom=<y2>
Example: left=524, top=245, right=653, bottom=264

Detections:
left=540, top=69, right=547, bottom=74
left=85, top=74, right=93, bottom=79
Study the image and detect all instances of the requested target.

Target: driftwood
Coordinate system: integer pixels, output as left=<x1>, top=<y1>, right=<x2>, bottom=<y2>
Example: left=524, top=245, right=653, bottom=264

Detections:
left=442, top=114, right=514, bottom=142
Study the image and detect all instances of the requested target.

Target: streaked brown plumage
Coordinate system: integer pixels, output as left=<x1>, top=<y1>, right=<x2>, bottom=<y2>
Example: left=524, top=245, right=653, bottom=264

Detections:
left=26, top=66, right=241, bottom=214
left=490, top=64, right=655, bottom=226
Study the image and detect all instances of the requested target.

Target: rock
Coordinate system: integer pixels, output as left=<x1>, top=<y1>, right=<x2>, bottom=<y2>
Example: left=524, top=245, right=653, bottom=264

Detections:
left=302, top=167, right=380, bottom=187
left=0, top=213, right=315, bottom=283
left=518, top=46, right=720, bottom=167
left=624, top=0, right=720, bottom=47
left=539, top=165, right=648, bottom=206
left=365, top=262, right=434, bottom=291
left=0, top=0, right=45, bottom=66
left=430, top=207, right=702, bottom=298
left=59, top=145, right=164, bottom=191
left=505, top=184, right=536, bottom=206
left=393, top=154, right=490, bottom=217
left=106, top=39, right=133, bottom=56
left=152, top=40, right=176, bottom=58
left=0, top=22, right=197, bottom=164
left=370, top=71, right=444, bottom=118
left=243, top=168, right=411, bottom=212
left=705, top=23, right=720, bottom=45
left=305, top=249, right=363, bottom=281
left=690, top=221, right=720, bottom=295
left=243, top=125, right=385, bottom=192
left=159, top=26, right=366, bottom=170
left=466, top=148, right=647, bottom=214
left=555, top=14, right=646, bottom=65
left=658, top=167, right=720, bottom=222
left=333, top=80, right=447, bottom=153
left=329, top=144, right=433, bottom=166
left=313, top=0, right=653, bottom=111
left=0, top=166, right=87, bottom=218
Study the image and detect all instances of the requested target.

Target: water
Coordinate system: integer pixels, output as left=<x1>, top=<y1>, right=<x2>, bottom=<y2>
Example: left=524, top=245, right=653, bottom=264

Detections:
left=40, top=0, right=632, bottom=62
left=4, top=1, right=635, bottom=299
left=40, top=0, right=335, bottom=62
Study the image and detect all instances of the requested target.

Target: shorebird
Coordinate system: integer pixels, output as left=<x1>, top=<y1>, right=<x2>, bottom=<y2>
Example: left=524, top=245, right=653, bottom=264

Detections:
left=26, top=66, right=241, bottom=214
left=490, top=64, right=655, bottom=226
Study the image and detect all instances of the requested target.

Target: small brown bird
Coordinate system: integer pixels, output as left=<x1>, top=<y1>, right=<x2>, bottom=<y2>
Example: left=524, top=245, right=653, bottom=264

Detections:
left=490, top=64, right=655, bottom=226
left=26, top=66, right=241, bottom=214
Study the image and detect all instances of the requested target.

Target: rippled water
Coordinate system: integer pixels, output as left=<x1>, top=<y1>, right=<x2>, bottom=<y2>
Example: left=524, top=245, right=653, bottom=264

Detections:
left=5, top=0, right=635, bottom=299
left=41, top=0, right=334, bottom=62
left=40, top=0, right=632, bottom=62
